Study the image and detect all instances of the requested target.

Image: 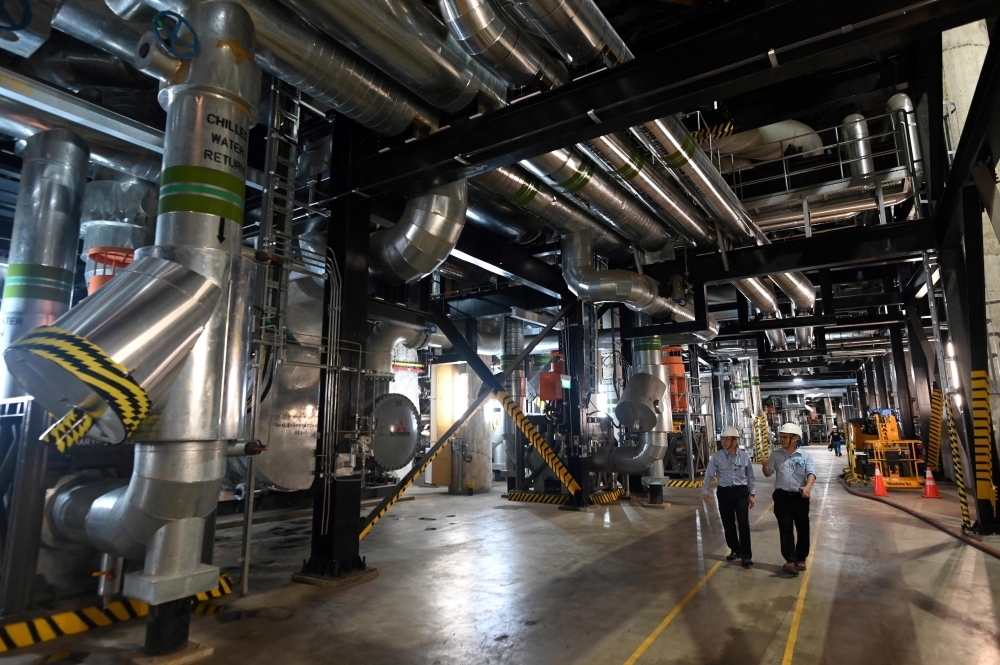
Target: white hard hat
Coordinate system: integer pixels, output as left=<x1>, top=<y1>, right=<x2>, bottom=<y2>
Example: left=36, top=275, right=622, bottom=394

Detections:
left=779, top=422, right=803, bottom=437
left=720, top=426, right=740, bottom=438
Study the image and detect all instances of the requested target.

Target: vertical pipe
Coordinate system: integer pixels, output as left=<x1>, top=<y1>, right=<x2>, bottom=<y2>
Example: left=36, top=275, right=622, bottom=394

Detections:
left=501, top=317, right=524, bottom=481
left=0, top=129, right=89, bottom=398
left=890, top=327, right=915, bottom=439
left=873, top=353, right=889, bottom=410
left=857, top=370, right=869, bottom=414
left=842, top=114, right=875, bottom=177
left=865, top=361, right=879, bottom=411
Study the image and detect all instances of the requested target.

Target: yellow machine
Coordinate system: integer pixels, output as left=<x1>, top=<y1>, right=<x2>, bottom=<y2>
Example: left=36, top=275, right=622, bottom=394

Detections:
left=849, top=415, right=924, bottom=489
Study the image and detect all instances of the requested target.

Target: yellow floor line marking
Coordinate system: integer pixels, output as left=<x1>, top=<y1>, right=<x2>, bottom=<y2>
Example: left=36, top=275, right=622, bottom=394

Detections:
left=622, top=503, right=773, bottom=665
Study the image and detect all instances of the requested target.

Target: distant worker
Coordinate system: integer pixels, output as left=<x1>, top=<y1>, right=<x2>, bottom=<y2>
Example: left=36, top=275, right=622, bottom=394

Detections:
left=829, top=427, right=845, bottom=457
left=762, top=423, right=816, bottom=577
left=703, top=426, right=756, bottom=567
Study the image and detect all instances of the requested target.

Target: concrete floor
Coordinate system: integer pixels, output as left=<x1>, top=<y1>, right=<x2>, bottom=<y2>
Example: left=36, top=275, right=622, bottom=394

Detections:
left=4, top=448, right=1000, bottom=665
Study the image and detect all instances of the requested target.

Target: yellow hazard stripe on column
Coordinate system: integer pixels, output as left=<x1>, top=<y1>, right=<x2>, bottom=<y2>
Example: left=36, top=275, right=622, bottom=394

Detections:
left=0, top=574, right=232, bottom=653
left=971, top=371, right=998, bottom=511
left=927, top=388, right=944, bottom=471
left=944, top=396, right=973, bottom=530
left=8, top=326, right=150, bottom=451
left=506, top=491, right=568, bottom=504
left=589, top=487, right=624, bottom=505
left=665, top=479, right=704, bottom=488
left=494, top=389, right=581, bottom=494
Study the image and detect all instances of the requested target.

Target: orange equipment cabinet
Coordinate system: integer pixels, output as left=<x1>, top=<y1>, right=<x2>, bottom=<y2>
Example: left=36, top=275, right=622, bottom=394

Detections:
left=663, top=345, right=687, bottom=412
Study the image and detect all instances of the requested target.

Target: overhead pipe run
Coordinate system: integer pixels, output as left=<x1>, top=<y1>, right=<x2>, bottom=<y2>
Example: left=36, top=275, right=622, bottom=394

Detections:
left=271, top=0, right=507, bottom=112
left=0, top=129, right=89, bottom=398
left=522, top=148, right=674, bottom=253
left=502, top=0, right=632, bottom=66
left=369, top=180, right=468, bottom=284
left=139, top=0, right=437, bottom=135
left=438, top=0, right=567, bottom=89
left=473, top=164, right=630, bottom=260
left=467, top=183, right=544, bottom=244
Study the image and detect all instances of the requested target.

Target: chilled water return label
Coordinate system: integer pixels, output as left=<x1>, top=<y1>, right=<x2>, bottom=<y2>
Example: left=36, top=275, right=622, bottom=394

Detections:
left=1, top=264, right=74, bottom=304
left=158, top=98, right=250, bottom=224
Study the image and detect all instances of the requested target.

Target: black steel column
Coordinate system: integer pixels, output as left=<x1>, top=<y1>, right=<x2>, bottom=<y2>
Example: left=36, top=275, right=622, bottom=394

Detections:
left=889, top=327, right=915, bottom=439
left=723, top=375, right=734, bottom=427
left=906, top=316, right=933, bottom=447
left=711, top=370, right=723, bottom=436
left=856, top=371, right=868, bottom=415
left=0, top=401, right=50, bottom=615
left=864, top=361, right=879, bottom=411
left=144, top=598, right=191, bottom=656
left=873, top=355, right=889, bottom=410
left=303, top=116, right=375, bottom=578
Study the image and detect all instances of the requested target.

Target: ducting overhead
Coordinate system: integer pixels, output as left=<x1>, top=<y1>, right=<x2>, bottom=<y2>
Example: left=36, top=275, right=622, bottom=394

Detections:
left=562, top=230, right=718, bottom=342
left=522, top=148, right=673, bottom=252
left=712, top=120, right=823, bottom=162
left=369, top=180, right=468, bottom=284
left=439, top=0, right=567, bottom=89
left=51, top=0, right=150, bottom=65
left=467, top=183, right=545, bottom=244
left=271, top=0, right=507, bottom=112
left=502, top=0, right=632, bottom=66
left=139, top=0, right=437, bottom=135
left=473, top=165, right=630, bottom=260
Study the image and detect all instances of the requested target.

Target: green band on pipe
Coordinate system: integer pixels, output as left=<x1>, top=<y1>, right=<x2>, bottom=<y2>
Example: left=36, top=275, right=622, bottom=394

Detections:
left=160, top=182, right=244, bottom=208
left=612, top=150, right=644, bottom=181
left=509, top=179, right=539, bottom=207
left=556, top=162, right=594, bottom=194
left=162, top=165, right=245, bottom=198
left=2, top=264, right=74, bottom=303
left=664, top=133, right=697, bottom=169
left=633, top=338, right=662, bottom=352
left=1, top=285, right=72, bottom=303
left=159, top=193, right=244, bottom=224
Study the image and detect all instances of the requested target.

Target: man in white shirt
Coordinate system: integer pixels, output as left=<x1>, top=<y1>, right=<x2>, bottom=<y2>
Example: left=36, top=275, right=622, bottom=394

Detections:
left=762, top=422, right=817, bottom=577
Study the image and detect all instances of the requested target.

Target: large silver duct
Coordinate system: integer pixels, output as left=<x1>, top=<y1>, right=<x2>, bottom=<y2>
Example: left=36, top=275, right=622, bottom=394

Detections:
left=562, top=230, right=718, bottom=341
left=439, top=0, right=567, bottom=89
left=271, top=0, right=506, bottom=112
left=0, top=129, right=89, bottom=398
left=501, top=317, right=524, bottom=473
left=887, top=93, right=923, bottom=178
left=522, top=149, right=673, bottom=252
left=473, top=164, right=630, bottom=260
left=51, top=0, right=148, bottom=65
left=43, top=1, right=259, bottom=606
left=592, top=336, right=670, bottom=475
left=140, top=0, right=436, bottom=135
left=366, top=321, right=431, bottom=377
left=369, top=180, right=468, bottom=284
left=502, top=0, right=631, bottom=66
left=842, top=114, right=875, bottom=177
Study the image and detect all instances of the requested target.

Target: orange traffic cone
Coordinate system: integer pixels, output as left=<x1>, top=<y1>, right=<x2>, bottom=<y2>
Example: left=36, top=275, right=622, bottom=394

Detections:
left=922, top=467, right=942, bottom=498
left=872, top=465, right=889, bottom=497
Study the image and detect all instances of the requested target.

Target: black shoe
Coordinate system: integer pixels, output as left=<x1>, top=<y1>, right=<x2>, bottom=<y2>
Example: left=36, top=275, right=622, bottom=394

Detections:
left=741, top=558, right=753, bottom=567
left=726, top=551, right=739, bottom=561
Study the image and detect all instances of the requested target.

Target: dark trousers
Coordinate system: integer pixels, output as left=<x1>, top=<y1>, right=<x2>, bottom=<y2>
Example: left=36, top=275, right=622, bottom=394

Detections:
left=716, top=485, right=752, bottom=559
left=773, top=489, right=810, bottom=563
left=832, top=442, right=843, bottom=456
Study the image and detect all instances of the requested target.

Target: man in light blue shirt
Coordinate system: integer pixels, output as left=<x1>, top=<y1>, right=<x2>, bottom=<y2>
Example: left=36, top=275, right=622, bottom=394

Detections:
left=762, top=422, right=817, bottom=576
left=703, top=426, right=756, bottom=567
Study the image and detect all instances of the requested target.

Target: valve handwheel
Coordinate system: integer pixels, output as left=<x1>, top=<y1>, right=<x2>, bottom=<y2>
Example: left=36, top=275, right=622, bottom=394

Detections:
left=0, top=0, right=32, bottom=32
left=153, top=10, right=200, bottom=60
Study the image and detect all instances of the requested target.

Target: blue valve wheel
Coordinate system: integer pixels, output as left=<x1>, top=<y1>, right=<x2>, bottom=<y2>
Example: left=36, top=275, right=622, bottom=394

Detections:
left=0, top=0, right=32, bottom=32
left=152, top=10, right=199, bottom=60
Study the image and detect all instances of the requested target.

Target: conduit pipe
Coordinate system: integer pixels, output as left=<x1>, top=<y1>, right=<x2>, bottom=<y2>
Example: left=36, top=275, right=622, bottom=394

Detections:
left=467, top=183, right=544, bottom=244
left=522, top=148, right=674, bottom=252
left=366, top=321, right=432, bottom=376
left=562, top=231, right=718, bottom=342
left=369, top=180, right=468, bottom=284
left=842, top=114, right=875, bottom=177
left=473, top=164, right=630, bottom=260
left=438, top=0, right=567, bottom=89
left=887, top=93, right=923, bottom=178
left=0, top=129, right=89, bottom=398
left=139, top=0, right=436, bottom=135
left=51, top=0, right=149, bottom=65
left=271, top=0, right=506, bottom=112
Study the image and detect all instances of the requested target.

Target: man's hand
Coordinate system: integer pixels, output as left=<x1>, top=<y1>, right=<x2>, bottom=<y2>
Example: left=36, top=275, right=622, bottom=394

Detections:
left=801, top=486, right=811, bottom=498
left=702, top=494, right=711, bottom=502
left=749, top=495, right=756, bottom=509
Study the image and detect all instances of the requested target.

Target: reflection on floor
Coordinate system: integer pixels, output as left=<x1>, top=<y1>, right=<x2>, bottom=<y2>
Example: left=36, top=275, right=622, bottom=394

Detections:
left=5, top=448, right=999, bottom=665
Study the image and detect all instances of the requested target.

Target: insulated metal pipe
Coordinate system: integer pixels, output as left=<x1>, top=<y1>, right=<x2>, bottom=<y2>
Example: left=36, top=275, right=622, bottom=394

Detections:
left=467, top=183, right=544, bottom=244
left=887, top=93, right=923, bottom=178
left=271, top=0, right=506, bottom=112
left=522, top=148, right=673, bottom=252
left=502, top=0, right=632, bottom=66
left=501, top=317, right=524, bottom=474
left=0, top=129, right=89, bottom=398
left=473, top=164, right=630, bottom=260
left=439, top=0, right=567, bottom=89
left=842, top=114, right=875, bottom=177
left=369, top=180, right=468, bottom=284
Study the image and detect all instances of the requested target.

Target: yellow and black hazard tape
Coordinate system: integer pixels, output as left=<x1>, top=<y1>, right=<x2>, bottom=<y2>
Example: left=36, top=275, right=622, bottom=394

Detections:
left=494, top=389, right=581, bottom=494
left=665, top=479, right=703, bottom=488
left=692, top=121, right=734, bottom=145
left=506, top=490, right=568, bottom=504
left=945, top=396, right=973, bottom=530
left=589, top=487, right=624, bottom=505
left=0, top=574, right=232, bottom=654
left=971, top=370, right=997, bottom=512
left=927, top=387, right=944, bottom=471
left=9, top=326, right=150, bottom=452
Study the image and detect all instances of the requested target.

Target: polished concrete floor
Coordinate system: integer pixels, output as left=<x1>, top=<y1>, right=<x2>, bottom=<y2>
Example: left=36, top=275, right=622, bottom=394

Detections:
left=4, top=448, right=1000, bottom=665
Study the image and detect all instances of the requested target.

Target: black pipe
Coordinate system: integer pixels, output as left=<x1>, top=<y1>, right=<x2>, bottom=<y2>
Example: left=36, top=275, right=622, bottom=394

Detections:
left=144, top=598, right=191, bottom=656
